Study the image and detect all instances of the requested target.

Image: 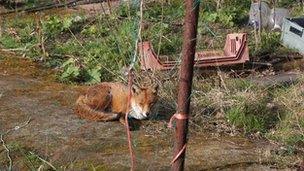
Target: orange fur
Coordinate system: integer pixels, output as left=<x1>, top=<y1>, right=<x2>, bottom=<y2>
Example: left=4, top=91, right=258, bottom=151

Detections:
left=74, top=82, right=158, bottom=122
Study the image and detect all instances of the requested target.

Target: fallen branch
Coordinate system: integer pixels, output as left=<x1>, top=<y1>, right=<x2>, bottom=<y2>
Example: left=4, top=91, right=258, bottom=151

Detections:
left=0, top=47, right=28, bottom=52
left=0, top=134, right=12, bottom=171
left=0, top=117, right=32, bottom=171
left=29, top=151, right=57, bottom=171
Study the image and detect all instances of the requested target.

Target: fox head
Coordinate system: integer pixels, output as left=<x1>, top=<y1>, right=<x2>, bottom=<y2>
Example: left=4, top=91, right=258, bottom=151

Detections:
left=130, top=84, right=159, bottom=120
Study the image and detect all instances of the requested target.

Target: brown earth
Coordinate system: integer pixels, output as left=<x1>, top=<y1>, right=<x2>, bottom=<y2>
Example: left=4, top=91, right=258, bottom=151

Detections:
left=0, top=51, right=301, bottom=170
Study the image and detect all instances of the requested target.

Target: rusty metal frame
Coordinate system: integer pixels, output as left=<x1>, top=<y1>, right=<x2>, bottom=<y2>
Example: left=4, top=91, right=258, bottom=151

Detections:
left=138, top=33, right=250, bottom=71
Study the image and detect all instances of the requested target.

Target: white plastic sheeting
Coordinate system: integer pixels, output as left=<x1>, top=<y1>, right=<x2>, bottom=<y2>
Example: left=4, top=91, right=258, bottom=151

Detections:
left=249, top=2, right=289, bottom=31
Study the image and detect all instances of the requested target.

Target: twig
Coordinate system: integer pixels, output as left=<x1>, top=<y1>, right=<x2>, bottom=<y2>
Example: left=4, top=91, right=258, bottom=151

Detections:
left=0, top=117, right=32, bottom=171
left=217, top=70, right=228, bottom=92
left=29, top=151, right=57, bottom=171
left=0, top=48, right=28, bottom=52
left=2, top=117, right=31, bottom=137
left=0, top=134, right=12, bottom=171
left=157, top=0, right=165, bottom=56
left=216, top=0, right=222, bottom=10
left=106, top=0, right=112, bottom=15
left=37, top=16, right=48, bottom=60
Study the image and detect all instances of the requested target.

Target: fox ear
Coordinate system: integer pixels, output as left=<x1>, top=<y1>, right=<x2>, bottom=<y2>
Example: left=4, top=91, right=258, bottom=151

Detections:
left=152, top=84, right=159, bottom=94
left=132, top=85, right=141, bottom=94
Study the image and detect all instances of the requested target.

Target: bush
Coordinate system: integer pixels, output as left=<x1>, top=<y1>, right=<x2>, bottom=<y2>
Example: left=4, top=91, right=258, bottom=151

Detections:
left=200, top=0, right=250, bottom=27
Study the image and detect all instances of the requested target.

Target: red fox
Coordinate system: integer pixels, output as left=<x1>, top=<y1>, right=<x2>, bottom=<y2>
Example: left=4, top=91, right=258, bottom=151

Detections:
left=74, top=82, right=158, bottom=123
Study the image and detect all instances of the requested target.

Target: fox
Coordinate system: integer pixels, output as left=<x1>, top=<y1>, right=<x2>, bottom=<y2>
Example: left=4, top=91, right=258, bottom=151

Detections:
left=74, top=82, right=158, bottom=124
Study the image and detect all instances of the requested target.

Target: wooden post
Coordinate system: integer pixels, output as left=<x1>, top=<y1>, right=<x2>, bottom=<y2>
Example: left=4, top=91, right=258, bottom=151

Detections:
left=171, top=0, right=200, bottom=170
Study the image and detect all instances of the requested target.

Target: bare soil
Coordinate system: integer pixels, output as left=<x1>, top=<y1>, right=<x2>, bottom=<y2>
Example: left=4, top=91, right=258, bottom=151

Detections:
left=0, top=51, right=300, bottom=170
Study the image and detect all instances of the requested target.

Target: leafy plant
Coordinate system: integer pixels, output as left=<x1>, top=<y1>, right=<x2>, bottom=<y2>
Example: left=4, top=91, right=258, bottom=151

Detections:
left=251, top=31, right=281, bottom=56
left=59, top=58, right=80, bottom=82
left=201, top=0, right=250, bottom=27
left=42, top=15, right=84, bottom=37
left=84, top=66, right=102, bottom=84
left=42, top=16, right=64, bottom=36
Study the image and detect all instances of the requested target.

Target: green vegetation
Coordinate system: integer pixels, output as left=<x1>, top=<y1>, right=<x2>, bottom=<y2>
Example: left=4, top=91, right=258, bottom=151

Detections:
left=1, top=10, right=138, bottom=83
left=2, top=0, right=300, bottom=83
left=225, top=98, right=279, bottom=133
left=0, top=0, right=303, bottom=151
left=251, top=31, right=281, bottom=56
left=189, top=75, right=304, bottom=148
left=0, top=0, right=290, bottom=84
left=267, top=78, right=304, bottom=147
left=5, top=142, right=44, bottom=170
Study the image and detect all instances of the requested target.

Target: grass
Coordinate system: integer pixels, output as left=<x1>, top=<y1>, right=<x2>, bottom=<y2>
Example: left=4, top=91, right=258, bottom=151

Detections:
left=2, top=142, right=44, bottom=170
left=158, top=71, right=303, bottom=148
left=0, top=0, right=303, bottom=151
left=267, top=78, right=304, bottom=147
left=1, top=0, right=300, bottom=82
left=0, top=34, right=21, bottom=49
left=250, top=31, right=282, bottom=57
left=1, top=9, right=139, bottom=83
left=225, top=98, right=283, bottom=133
left=0, top=0, right=270, bottom=83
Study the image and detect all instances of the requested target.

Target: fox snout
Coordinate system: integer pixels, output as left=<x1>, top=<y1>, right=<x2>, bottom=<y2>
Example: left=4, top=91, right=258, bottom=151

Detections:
left=142, top=111, right=150, bottom=118
left=129, top=84, right=158, bottom=120
left=129, top=102, right=151, bottom=120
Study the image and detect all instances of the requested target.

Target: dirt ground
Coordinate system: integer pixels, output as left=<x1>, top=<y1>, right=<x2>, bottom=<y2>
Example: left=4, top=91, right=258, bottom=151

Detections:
left=0, top=51, right=301, bottom=170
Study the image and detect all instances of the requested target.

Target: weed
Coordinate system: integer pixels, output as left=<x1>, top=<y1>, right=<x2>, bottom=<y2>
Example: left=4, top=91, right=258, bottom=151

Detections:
left=226, top=106, right=265, bottom=132
left=226, top=91, right=282, bottom=133
left=290, top=5, right=304, bottom=17
left=200, top=0, right=250, bottom=28
left=266, top=78, right=304, bottom=146
left=1, top=0, right=303, bottom=150
left=59, top=58, right=81, bottom=82
left=278, top=0, right=300, bottom=8
left=4, top=142, right=44, bottom=170
left=250, top=31, right=281, bottom=57
left=0, top=34, right=21, bottom=49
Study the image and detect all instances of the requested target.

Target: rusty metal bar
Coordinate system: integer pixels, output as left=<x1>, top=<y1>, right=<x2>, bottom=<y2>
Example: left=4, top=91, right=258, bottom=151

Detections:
left=171, top=0, right=200, bottom=171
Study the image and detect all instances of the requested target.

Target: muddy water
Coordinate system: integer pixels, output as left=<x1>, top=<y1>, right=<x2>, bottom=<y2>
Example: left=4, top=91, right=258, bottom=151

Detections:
left=0, top=51, right=299, bottom=170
